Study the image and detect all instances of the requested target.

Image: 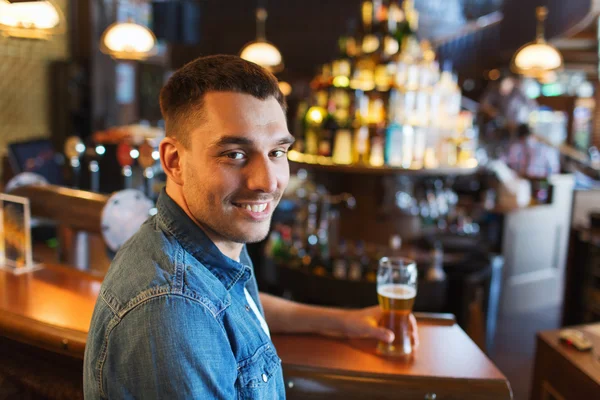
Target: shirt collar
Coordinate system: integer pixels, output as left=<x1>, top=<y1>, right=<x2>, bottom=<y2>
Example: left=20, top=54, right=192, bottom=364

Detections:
left=156, top=190, right=251, bottom=290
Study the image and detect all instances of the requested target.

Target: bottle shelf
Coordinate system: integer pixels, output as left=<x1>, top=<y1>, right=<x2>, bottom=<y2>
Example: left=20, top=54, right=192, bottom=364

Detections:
left=288, top=150, right=479, bottom=176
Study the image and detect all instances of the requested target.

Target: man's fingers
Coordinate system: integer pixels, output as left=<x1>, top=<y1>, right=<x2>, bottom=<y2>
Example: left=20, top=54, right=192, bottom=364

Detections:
left=409, top=313, right=419, bottom=349
left=366, top=326, right=395, bottom=343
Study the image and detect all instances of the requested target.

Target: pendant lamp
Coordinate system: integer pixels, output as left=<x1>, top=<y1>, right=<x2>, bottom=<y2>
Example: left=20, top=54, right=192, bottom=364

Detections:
left=511, top=7, right=563, bottom=79
left=0, top=0, right=65, bottom=40
left=240, top=8, right=283, bottom=72
left=100, top=1, right=157, bottom=61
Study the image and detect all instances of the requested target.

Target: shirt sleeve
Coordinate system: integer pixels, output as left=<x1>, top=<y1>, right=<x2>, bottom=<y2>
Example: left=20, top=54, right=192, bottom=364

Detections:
left=101, top=295, right=237, bottom=400
left=546, top=146, right=561, bottom=175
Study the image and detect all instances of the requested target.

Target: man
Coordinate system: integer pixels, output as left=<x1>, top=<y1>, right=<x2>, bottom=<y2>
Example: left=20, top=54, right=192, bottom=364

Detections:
left=480, top=75, right=537, bottom=131
left=479, top=75, right=538, bottom=156
left=506, top=124, right=560, bottom=178
left=84, top=55, right=417, bottom=399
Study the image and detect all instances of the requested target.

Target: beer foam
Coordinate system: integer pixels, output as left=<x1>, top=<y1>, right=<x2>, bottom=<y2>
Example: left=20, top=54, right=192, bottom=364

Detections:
left=377, top=284, right=416, bottom=299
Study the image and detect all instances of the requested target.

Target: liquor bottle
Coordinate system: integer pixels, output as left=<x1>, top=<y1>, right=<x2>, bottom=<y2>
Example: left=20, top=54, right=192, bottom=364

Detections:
left=369, top=244, right=387, bottom=282
left=371, top=0, right=386, bottom=59
left=385, top=89, right=403, bottom=166
left=310, top=243, right=328, bottom=277
left=348, top=241, right=364, bottom=281
left=358, top=240, right=371, bottom=274
left=343, top=19, right=360, bottom=59
left=265, top=231, right=284, bottom=264
left=288, top=239, right=304, bottom=269
left=334, top=22, right=355, bottom=88
left=293, top=101, right=308, bottom=153
left=304, top=101, right=326, bottom=155
left=387, top=0, right=402, bottom=37
left=426, top=240, right=446, bottom=281
left=364, top=243, right=378, bottom=283
left=352, top=90, right=371, bottom=164
left=332, top=113, right=354, bottom=165
left=376, top=0, right=388, bottom=25
left=378, top=1, right=400, bottom=60
left=360, top=1, right=379, bottom=54
left=369, top=126, right=386, bottom=167
left=333, top=239, right=349, bottom=279
left=320, top=98, right=338, bottom=157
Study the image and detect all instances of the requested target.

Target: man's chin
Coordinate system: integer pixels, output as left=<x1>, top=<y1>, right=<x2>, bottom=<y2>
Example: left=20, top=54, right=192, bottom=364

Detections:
left=226, top=222, right=271, bottom=244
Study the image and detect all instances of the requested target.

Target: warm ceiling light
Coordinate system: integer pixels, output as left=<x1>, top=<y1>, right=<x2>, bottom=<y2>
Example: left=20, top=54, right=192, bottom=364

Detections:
left=488, top=69, right=501, bottom=80
left=0, top=0, right=64, bottom=39
left=278, top=81, right=292, bottom=96
left=240, top=8, right=283, bottom=72
left=511, top=7, right=563, bottom=79
left=100, top=18, right=157, bottom=60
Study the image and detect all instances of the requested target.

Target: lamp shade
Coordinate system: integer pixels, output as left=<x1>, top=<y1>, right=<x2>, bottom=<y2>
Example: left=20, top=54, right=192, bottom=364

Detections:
left=0, top=0, right=63, bottom=39
left=240, top=40, right=283, bottom=71
left=100, top=20, right=157, bottom=60
left=512, top=42, right=563, bottom=77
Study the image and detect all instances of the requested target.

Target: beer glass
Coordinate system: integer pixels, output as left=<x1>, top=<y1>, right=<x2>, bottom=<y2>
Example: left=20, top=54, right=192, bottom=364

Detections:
left=377, top=257, right=417, bottom=358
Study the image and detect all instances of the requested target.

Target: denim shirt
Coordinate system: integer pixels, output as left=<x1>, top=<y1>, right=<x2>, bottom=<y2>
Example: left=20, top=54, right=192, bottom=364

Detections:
left=84, top=191, right=285, bottom=399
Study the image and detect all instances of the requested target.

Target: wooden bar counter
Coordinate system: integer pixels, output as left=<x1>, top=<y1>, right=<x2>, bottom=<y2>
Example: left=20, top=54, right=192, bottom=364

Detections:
left=0, top=263, right=512, bottom=399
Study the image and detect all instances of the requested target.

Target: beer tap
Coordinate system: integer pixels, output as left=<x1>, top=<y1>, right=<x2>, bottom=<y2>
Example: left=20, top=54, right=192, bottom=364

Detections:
left=64, top=136, right=85, bottom=188
left=89, top=160, right=100, bottom=193
left=63, top=136, right=89, bottom=270
left=138, top=139, right=158, bottom=201
left=117, top=142, right=135, bottom=189
left=87, top=141, right=105, bottom=193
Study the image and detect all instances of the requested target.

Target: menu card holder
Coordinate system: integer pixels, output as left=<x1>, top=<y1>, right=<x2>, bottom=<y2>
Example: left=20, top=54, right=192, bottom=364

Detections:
left=0, top=193, right=40, bottom=274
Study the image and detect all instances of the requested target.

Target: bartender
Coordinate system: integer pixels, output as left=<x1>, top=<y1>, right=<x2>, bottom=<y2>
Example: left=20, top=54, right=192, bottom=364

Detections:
left=479, top=74, right=538, bottom=156
left=506, top=124, right=560, bottom=178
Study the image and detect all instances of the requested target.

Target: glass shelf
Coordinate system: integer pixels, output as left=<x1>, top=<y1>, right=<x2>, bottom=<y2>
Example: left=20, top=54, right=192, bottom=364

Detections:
left=288, top=150, right=479, bottom=176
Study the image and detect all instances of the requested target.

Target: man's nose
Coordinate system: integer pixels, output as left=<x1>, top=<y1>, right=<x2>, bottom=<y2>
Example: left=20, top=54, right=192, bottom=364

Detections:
left=246, top=156, right=278, bottom=193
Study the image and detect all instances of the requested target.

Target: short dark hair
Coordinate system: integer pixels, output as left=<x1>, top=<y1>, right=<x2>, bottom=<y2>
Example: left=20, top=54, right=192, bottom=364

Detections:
left=517, top=124, right=531, bottom=139
left=159, top=55, right=287, bottom=146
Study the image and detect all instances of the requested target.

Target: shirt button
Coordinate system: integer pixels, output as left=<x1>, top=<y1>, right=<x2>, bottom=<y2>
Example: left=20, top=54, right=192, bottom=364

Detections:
left=245, top=305, right=251, bottom=312
left=262, top=373, right=268, bottom=383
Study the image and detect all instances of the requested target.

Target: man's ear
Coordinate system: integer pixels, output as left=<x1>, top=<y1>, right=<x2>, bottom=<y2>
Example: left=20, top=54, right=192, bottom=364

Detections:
left=159, top=137, right=185, bottom=186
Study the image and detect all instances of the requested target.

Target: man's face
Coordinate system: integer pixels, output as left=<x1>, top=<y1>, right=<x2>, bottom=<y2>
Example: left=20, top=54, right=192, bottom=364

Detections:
left=499, top=77, right=515, bottom=96
left=181, top=92, right=293, bottom=244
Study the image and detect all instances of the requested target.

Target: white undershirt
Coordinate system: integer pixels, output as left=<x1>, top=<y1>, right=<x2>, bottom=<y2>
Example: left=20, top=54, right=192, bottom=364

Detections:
left=235, top=257, right=270, bottom=338
left=244, top=288, right=271, bottom=338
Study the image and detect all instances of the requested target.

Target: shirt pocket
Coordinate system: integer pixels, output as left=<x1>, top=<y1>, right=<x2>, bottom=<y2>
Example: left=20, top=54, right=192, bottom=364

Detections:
left=236, top=343, right=282, bottom=399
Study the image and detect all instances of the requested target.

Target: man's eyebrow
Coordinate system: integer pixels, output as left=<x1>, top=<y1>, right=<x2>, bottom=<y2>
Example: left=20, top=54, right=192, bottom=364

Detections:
left=277, top=135, right=296, bottom=146
left=211, top=136, right=254, bottom=147
left=211, top=135, right=296, bottom=147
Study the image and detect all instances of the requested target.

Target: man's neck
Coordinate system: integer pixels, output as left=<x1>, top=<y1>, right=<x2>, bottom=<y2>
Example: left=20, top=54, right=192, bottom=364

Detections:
left=165, top=183, right=243, bottom=261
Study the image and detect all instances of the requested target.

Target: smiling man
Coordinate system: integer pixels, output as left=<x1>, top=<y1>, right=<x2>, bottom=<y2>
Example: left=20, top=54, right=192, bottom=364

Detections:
left=84, top=55, right=417, bottom=399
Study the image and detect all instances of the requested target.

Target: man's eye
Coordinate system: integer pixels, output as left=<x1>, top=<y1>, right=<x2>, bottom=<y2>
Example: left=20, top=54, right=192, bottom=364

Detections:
left=271, top=149, right=287, bottom=158
left=225, top=152, right=245, bottom=160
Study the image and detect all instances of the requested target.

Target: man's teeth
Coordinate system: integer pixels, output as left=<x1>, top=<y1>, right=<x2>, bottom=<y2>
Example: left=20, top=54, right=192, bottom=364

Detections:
left=240, top=203, right=268, bottom=212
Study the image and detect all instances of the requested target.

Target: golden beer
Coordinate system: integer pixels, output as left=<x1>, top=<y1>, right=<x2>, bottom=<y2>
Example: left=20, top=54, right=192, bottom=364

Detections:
left=376, top=258, right=417, bottom=359
left=378, top=284, right=416, bottom=312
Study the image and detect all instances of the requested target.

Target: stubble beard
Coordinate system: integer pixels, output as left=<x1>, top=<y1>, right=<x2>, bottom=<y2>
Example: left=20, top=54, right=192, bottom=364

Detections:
left=190, top=194, right=280, bottom=245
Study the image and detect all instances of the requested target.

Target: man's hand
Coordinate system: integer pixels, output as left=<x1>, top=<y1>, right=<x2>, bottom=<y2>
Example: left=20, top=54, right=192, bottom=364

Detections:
left=260, top=293, right=419, bottom=348
left=325, top=306, right=419, bottom=348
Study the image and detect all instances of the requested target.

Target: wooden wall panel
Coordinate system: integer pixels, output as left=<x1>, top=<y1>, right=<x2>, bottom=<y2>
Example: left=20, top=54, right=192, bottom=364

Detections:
left=0, top=0, right=70, bottom=177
